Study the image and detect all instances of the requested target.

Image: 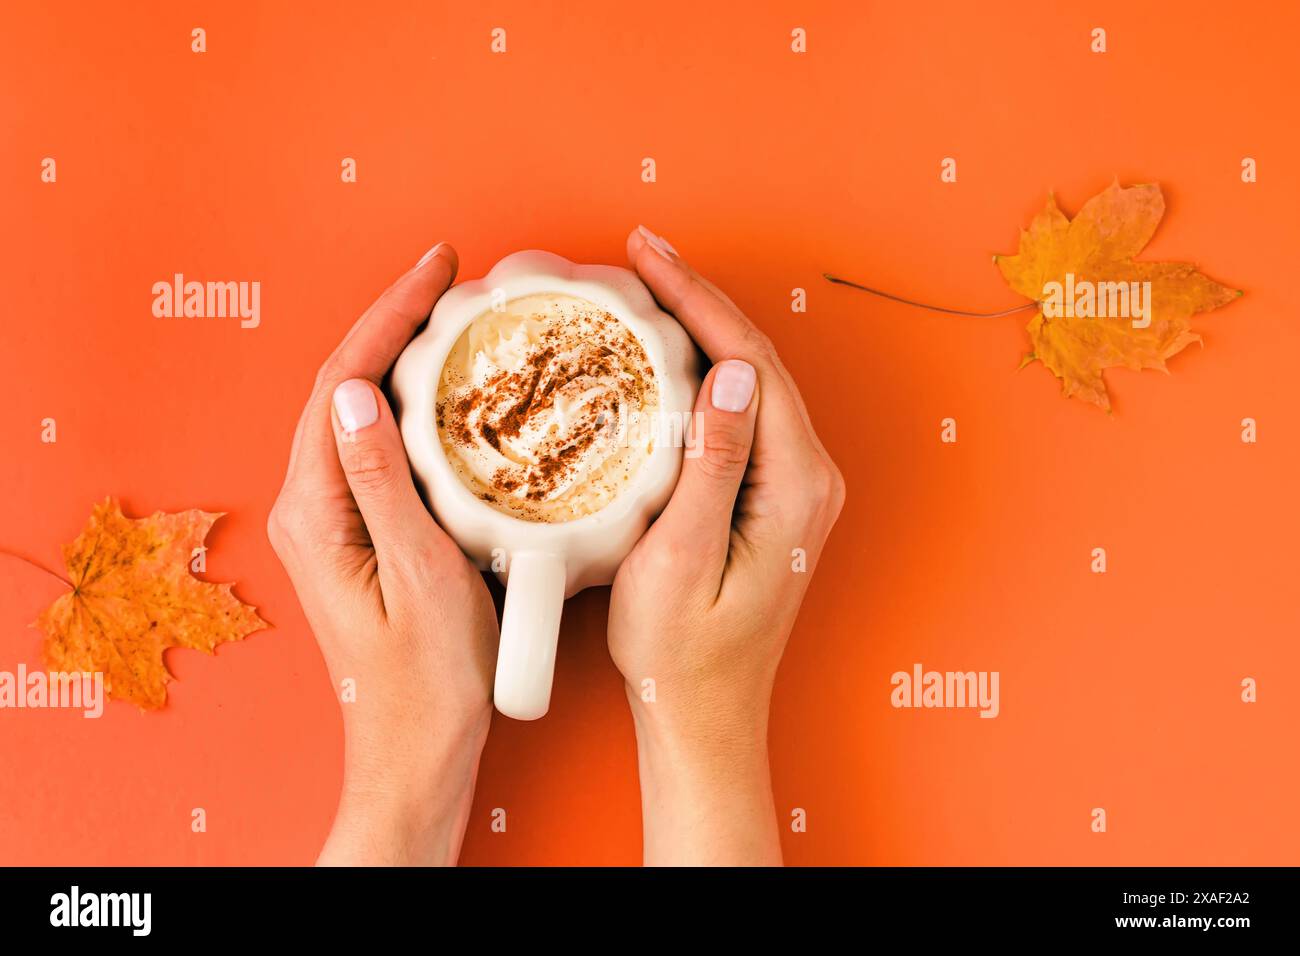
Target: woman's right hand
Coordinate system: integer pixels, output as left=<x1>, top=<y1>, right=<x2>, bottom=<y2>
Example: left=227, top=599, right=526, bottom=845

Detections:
left=268, top=242, right=499, bottom=866
left=608, top=226, right=845, bottom=865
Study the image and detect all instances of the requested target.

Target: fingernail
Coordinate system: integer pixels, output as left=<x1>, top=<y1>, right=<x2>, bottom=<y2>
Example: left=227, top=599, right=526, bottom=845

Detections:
left=414, top=241, right=448, bottom=270
left=636, top=225, right=678, bottom=262
left=710, top=360, right=756, bottom=413
left=333, top=379, right=379, bottom=432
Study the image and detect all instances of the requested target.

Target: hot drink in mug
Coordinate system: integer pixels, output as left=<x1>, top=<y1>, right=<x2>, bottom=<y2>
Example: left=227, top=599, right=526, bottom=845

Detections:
left=391, top=251, right=699, bottom=719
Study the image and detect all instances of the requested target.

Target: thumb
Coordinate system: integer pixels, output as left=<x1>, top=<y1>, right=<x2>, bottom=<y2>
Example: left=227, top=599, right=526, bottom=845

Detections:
left=330, top=378, right=435, bottom=556
left=653, top=359, right=759, bottom=574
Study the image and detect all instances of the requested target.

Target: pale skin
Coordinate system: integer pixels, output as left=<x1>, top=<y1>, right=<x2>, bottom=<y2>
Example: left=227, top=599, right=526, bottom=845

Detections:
left=268, top=228, right=844, bottom=866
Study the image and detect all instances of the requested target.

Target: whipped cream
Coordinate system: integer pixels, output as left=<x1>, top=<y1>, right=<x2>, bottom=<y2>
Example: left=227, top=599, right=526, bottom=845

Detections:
left=435, top=293, right=659, bottom=522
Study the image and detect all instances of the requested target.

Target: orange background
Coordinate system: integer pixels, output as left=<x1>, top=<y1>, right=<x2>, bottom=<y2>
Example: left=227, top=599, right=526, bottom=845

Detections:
left=2, top=0, right=1297, bottom=865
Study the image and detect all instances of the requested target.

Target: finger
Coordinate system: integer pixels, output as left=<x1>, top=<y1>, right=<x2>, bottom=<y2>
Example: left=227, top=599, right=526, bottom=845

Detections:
left=627, top=226, right=811, bottom=426
left=330, top=378, right=440, bottom=561
left=627, top=226, right=831, bottom=459
left=626, top=227, right=769, bottom=364
left=649, top=359, right=759, bottom=578
left=283, top=242, right=458, bottom=493
left=330, top=242, right=459, bottom=384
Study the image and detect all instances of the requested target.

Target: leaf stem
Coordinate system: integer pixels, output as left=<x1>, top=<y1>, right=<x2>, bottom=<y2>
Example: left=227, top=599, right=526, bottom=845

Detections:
left=0, top=549, right=71, bottom=588
left=823, top=273, right=1038, bottom=318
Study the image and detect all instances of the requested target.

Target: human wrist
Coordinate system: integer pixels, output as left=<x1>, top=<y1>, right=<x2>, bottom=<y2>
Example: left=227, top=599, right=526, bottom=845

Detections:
left=624, top=683, right=782, bottom=866
left=320, top=708, right=490, bottom=866
left=623, top=672, right=773, bottom=753
left=626, top=682, right=767, bottom=759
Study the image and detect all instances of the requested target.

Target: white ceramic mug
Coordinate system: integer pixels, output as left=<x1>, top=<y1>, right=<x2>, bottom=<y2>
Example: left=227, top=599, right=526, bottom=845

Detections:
left=390, top=251, right=700, bottom=720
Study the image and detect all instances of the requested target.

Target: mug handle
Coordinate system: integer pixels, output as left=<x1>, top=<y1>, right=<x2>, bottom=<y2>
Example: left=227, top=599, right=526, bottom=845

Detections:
left=493, top=550, right=566, bottom=720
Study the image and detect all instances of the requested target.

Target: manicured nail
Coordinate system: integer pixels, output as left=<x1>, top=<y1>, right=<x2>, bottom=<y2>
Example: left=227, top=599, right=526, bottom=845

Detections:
left=711, top=360, right=756, bottom=413
left=414, top=241, right=448, bottom=270
left=333, top=379, right=379, bottom=432
left=637, top=225, right=678, bottom=261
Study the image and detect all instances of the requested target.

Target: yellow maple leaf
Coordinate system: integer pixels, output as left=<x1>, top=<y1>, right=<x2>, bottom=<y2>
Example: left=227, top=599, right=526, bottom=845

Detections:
left=995, top=181, right=1241, bottom=411
left=34, top=498, right=266, bottom=710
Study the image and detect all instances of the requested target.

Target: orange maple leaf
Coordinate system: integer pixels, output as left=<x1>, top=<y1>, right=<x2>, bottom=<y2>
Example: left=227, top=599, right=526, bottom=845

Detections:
left=995, top=181, right=1241, bottom=411
left=34, top=498, right=266, bottom=710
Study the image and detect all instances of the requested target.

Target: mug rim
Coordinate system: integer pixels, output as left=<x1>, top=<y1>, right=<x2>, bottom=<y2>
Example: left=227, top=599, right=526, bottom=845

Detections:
left=392, top=250, right=698, bottom=566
